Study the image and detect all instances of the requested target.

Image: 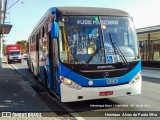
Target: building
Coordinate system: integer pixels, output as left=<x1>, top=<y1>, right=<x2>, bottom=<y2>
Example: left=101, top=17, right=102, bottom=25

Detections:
left=137, top=25, right=160, bottom=68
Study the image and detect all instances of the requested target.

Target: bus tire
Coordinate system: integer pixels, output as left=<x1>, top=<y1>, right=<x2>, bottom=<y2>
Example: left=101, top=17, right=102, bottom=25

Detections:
left=44, top=70, right=49, bottom=90
left=34, top=75, right=38, bottom=79
left=8, top=60, right=11, bottom=64
left=31, top=63, right=38, bottom=79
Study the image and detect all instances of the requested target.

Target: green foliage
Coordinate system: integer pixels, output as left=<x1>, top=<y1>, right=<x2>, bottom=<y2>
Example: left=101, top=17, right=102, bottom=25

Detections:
left=16, top=40, right=28, bottom=54
left=3, top=43, right=6, bottom=55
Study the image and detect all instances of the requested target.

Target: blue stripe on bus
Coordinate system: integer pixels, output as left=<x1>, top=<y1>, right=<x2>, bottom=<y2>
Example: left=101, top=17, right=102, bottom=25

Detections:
left=59, top=61, right=141, bottom=87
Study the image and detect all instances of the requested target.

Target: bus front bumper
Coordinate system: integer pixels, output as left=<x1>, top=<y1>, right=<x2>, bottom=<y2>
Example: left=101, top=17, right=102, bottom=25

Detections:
left=60, top=78, right=142, bottom=102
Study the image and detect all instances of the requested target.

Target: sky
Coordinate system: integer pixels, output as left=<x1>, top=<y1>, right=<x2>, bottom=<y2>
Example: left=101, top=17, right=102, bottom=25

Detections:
left=4, top=0, right=160, bottom=44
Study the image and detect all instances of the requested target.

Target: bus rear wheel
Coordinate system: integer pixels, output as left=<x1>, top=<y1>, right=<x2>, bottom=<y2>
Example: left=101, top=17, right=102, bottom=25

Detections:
left=31, top=63, right=38, bottom=79
left=8, top=60, right=11, bottom=64
left=44, top=71, right=49, bottom=90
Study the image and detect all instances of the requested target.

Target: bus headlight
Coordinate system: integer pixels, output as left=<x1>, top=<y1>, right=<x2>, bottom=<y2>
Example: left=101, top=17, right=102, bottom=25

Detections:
left=60, top=76, right=82, bottom=90
left=129, top=72, right=141, bottom=85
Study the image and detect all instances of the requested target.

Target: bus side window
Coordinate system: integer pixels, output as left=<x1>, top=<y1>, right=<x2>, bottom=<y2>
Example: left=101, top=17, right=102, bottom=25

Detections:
left=41, top=24, right=49, bottom=61
left=42, top=26, right=45, bottom=37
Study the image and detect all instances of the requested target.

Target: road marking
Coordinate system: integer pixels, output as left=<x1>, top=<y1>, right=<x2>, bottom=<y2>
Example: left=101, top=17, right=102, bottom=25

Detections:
left=47, top=94, right=85, bottom=120
left=10, top=63, right=85, bottom=120
left=11, top=64, right=18, bottom=70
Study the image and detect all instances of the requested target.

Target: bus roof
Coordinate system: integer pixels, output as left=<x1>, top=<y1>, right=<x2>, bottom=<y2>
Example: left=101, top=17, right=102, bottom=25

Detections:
left=29, top=7, right=131, bottom=37
left=56, top=7, right=131, bottom=17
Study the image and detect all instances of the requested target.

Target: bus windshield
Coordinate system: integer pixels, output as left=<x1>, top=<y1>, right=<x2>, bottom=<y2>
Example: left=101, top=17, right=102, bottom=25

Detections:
left=58, top=16, right=138, bottom=64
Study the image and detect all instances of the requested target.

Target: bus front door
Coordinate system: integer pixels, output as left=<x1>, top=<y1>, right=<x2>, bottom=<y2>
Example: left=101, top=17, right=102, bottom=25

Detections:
left=49, top=34, right=58, bottom=92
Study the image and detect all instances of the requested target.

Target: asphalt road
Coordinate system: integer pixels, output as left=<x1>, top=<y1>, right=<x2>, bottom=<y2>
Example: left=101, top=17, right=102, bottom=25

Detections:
left=11, top=60, right=160, bottom=120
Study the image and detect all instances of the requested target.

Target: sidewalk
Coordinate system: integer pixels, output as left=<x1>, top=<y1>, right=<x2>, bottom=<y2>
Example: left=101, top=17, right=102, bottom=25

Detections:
left=142, top=68, right=160, bottom=79
left=0, top=60, right=51, bottom=112
left=0, top=60, right=75, bottom=120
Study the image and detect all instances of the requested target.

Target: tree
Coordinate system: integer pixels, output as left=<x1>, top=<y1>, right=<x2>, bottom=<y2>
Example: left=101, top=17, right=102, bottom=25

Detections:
left=3, top=42, right=6, bottom=55
left=16, top=40, right=28, bottom=54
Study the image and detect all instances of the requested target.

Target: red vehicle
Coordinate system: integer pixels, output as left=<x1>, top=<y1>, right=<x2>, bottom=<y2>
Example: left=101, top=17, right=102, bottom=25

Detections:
left=6, top=44, right=22, bottom=64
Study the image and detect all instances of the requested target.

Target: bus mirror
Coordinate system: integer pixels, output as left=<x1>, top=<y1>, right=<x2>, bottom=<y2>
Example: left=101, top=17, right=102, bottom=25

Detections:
left=51, top=22, right=59, bottom=38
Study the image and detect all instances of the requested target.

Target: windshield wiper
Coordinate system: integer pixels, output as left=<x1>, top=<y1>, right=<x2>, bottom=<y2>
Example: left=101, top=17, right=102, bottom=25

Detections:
left=109, top=33, right=129, bottom=67
left=86, top=45, right=102, bottom=64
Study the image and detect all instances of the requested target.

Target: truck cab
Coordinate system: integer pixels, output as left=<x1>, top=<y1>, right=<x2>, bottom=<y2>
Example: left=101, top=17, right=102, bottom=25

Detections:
left=8, top=50, right=22, bottom=64
left=6, top=44, right=22, bottom=64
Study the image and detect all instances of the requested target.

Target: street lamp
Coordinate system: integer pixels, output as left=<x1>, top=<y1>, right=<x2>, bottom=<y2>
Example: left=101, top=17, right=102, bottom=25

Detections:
left=0, top=0, right=22, bottom=67
left=6, top=0, right=23, bottom=11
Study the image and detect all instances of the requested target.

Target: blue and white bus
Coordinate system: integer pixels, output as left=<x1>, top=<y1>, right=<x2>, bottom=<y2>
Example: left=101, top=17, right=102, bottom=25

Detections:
left=28, top=7, right=141, bottom=102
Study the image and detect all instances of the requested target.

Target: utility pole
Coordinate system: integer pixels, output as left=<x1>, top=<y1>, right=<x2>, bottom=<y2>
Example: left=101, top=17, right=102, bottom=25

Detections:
left=0, top=0, right=12, bottom=68
left=0, top=0, right=22, bottom=67
left=0, top=0, right=7, bottom=68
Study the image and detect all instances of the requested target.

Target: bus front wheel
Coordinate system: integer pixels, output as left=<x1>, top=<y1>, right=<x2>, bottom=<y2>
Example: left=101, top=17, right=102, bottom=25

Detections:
left=44, top=71, right=49, bottom=90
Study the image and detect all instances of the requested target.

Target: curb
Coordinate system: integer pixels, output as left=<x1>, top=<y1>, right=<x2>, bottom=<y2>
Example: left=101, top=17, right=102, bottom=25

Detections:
left=4, top=59, right=84, bottom=120
left=142, top=67, right=160, bottom=70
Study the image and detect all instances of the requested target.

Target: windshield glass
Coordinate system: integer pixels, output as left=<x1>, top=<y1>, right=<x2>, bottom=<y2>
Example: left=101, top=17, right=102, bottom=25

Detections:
left=58, top=16, right=138, bottom=64
left=101, top=16, right=138, bottom=63
left=10, top=51, right=20, bottom=56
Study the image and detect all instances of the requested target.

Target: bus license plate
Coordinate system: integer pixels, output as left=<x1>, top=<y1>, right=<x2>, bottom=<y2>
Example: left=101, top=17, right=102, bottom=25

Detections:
left=99, top=91, right=113, bottom=96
